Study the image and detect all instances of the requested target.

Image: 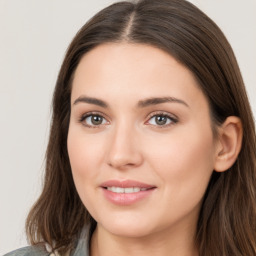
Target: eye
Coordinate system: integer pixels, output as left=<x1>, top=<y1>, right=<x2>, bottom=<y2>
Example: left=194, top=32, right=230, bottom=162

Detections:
left=80, top=113, right=108, bottom=127
left=146, top=113, right=177, bottom=127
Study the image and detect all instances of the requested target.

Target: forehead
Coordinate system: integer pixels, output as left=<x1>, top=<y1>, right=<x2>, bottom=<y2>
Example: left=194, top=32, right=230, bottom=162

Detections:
left=71, top=43, right=206, bottom=109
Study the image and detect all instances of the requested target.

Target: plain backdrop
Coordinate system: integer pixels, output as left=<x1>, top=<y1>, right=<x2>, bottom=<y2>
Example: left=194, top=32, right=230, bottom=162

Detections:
left=0, top=0, right=255, bottom=254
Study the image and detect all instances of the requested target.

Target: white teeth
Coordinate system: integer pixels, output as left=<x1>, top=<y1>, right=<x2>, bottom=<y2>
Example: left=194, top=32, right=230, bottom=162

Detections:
left=106, top=187, right=148, bottom=193
left=133, top=187, right=140, bottom=192
left=116, top=187, right=124, bottom=193
left=124, top=187, right=134, bottom=193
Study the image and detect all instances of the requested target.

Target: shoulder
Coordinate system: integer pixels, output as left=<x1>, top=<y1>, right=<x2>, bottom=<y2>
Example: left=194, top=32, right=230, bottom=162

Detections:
left=4, top=227, right=90, bottom=256
left=3, top=245, right=49, bottom=256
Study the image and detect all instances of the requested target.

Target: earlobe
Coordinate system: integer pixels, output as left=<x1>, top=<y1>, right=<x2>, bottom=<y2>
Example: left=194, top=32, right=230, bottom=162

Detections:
left=214, top=116, right=243, bottom=172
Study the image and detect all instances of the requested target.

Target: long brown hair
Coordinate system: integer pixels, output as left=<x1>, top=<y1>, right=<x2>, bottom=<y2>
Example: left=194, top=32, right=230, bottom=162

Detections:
left=26, top=0, right=256, bottom=255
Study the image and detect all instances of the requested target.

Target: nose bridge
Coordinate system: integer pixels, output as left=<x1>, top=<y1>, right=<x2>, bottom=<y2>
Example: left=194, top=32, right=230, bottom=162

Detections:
left=107, top=118, right=142, bottom=169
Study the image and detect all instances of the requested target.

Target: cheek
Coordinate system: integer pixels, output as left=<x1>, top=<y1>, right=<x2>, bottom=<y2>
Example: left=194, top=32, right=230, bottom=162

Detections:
left=68, top=126, right=103, bottom=172
left=67, top=128, right=106, bottom=217
left=67, top=127, right=104, bottom=197
left=144, top=124, right=215, bottom=198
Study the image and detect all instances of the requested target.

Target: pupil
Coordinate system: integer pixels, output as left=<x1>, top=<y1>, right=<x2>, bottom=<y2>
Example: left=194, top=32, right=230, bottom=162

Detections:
left=92, top=115, right=102, bottom=125
left=156, top=116, right=167, bottom=125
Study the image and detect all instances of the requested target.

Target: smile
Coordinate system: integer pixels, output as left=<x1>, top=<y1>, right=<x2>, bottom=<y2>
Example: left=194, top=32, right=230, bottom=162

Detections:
left=106, top=187, right=148, bottom=193
left=100, top=180, right=156, bottom=205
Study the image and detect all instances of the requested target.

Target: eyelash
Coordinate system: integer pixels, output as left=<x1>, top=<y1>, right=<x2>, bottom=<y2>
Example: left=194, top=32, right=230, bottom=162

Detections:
left=79, top=111, right=178, bottom=129
left=79, top=111, right=109, bottom=128
left=145, top=111, right=178, bottom=128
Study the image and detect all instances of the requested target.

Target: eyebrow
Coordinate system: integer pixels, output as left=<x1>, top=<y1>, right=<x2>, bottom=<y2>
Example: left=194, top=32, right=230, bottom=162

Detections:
left=73, top=96, right=189, bottom=108
left=137, top=97, right=189, bottom=108
left=73, top=96, right=108, bottom=108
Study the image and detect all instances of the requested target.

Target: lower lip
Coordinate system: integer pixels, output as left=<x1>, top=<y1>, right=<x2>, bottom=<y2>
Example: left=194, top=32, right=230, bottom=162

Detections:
left=101, top=188, right=155, bottom=206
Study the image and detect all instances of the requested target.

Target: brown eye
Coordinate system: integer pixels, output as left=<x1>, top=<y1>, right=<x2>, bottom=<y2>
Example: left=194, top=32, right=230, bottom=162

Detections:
left=91, top=115, right=103, bottom=125
left=147, top=114, right=177, bottom=127
left=155, top=116, right=168, bottom=125
left=82, top=114, right=108, bottom=127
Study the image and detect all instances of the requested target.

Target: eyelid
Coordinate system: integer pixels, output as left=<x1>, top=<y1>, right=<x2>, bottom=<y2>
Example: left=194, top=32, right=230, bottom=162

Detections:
left=79, top=111, right=110, bottom=128
left=145, top=111, right=178, bottom=127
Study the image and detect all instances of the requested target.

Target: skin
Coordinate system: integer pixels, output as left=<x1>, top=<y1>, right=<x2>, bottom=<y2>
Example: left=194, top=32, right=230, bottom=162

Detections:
left=67, top=43, right=235, bottom=256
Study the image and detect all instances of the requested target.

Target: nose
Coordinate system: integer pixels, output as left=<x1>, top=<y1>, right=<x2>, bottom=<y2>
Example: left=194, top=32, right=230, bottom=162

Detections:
left=106, top=123, right=143, bottom=170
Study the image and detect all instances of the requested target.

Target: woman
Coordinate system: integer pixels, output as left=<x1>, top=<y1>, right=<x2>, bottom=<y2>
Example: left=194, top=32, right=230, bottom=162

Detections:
left=5, top=0, right=256, bottom=255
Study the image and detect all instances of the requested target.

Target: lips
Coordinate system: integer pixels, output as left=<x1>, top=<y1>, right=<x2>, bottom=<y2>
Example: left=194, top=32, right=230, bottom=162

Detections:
left=100, top=180, right=156, bottom=205
left=106, top=187, right=148, bottom=193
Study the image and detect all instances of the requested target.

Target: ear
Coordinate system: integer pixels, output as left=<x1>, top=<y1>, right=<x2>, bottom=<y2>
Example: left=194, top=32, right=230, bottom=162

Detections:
left=214, top=116, right=243, bottom=172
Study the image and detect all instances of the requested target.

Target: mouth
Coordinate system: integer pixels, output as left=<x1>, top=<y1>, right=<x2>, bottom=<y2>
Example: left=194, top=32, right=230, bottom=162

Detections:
left=100, top=180, right=156, bottom=205
left=104, top=186, right=152, bottom=193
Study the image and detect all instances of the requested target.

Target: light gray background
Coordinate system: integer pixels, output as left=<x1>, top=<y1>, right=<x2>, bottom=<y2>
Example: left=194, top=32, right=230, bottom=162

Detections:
left=0, top=0, right=255, bottom=254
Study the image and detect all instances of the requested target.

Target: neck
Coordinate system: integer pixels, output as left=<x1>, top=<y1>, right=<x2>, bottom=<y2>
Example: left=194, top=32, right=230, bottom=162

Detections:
left=90, top=222, right=198, bottom=256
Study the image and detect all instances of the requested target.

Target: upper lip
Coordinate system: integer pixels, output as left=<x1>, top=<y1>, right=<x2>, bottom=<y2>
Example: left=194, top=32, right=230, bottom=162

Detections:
left=100, top=179, right=156, bottom=189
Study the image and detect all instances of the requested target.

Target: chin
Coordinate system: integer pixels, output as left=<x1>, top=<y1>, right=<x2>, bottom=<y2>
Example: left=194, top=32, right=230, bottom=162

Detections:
left=97, top=214, right=159, bottom=238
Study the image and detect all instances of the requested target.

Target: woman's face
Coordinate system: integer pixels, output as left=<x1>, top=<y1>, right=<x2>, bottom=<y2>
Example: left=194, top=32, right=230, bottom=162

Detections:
left=68, top=43, right=217, bottom=238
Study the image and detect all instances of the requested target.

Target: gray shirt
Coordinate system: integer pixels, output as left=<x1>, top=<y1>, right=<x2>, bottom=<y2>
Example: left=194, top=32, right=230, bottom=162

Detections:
left=3, top=228, right=89, bottom=256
